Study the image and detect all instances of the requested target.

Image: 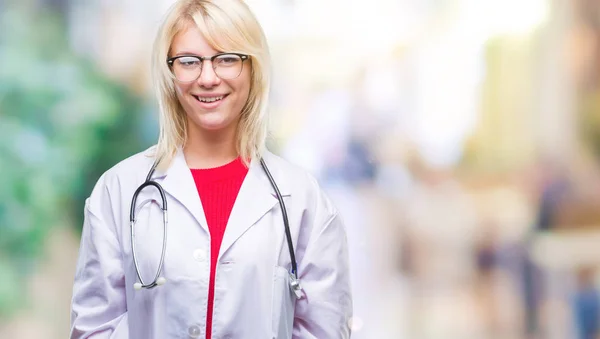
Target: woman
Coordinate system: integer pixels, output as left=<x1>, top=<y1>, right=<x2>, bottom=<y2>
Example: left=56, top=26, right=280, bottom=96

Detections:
left=69, top=0, right=352, bottom=338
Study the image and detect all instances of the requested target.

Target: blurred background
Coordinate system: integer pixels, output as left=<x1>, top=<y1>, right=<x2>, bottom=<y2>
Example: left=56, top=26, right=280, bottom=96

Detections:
left=2, top=0, right=600, bottom=338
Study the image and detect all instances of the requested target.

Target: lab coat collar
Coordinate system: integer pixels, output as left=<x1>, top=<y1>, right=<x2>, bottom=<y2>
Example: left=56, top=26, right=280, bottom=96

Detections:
left=154, top=147, right=291, bottom=259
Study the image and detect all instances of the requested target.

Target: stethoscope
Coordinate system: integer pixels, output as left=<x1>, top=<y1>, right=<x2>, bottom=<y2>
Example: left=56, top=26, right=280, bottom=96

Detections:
left=129, top=158, right=303, bottom=299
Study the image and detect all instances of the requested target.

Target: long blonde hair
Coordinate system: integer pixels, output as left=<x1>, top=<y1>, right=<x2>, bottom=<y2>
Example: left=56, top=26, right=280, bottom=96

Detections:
left=151, top=0, right=271, bottom=170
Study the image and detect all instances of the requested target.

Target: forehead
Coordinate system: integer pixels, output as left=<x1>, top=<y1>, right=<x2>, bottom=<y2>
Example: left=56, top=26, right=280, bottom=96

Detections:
left=170, top=23, right=219, bottom=56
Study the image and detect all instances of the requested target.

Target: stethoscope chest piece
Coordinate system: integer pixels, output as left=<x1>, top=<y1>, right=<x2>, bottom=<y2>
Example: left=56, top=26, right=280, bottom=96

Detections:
left=289, top=273, right=303, bottom=299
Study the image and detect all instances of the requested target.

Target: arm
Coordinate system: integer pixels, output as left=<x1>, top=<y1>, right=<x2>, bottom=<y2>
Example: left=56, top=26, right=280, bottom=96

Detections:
left=70, top=175, right=128, bottom=339
left=292, top=192, right=353, bottom=338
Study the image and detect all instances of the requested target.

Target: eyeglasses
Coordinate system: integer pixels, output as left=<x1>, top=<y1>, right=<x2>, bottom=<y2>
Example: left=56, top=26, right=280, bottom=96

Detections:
left=167, top=53, right=249, bottom=82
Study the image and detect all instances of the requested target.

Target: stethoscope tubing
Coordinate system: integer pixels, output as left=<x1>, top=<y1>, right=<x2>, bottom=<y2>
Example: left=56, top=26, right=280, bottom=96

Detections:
left=129, top=157, right=299, bottom=290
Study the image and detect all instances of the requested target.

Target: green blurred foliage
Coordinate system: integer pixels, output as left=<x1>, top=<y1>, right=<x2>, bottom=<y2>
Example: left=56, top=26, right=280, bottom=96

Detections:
left=0, top=6, right=154, bottom=317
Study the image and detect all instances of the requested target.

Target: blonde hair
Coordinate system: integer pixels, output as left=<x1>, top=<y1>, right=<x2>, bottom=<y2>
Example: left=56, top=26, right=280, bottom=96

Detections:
left=151, top=0, right=271, bottom=170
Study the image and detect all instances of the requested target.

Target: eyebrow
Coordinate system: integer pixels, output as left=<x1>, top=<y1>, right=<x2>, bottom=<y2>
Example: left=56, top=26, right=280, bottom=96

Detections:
left=173, top=51, right=202, bottom=57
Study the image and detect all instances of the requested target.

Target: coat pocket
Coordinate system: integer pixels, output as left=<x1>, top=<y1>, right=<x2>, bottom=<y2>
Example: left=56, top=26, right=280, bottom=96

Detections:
left=271, top=266, right=296, bottom=339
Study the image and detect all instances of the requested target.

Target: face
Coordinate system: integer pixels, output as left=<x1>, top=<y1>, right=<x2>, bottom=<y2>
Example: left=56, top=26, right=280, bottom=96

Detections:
left=170, top=23, right=251, bottom=134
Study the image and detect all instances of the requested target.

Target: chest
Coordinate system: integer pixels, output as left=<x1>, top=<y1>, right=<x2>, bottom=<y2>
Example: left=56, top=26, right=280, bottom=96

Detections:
left=119, top=185, right=296, bottom=284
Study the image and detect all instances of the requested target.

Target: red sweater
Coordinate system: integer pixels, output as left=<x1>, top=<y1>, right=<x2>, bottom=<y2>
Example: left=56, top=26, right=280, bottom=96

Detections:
left=190, top=158, right=248, bottom=339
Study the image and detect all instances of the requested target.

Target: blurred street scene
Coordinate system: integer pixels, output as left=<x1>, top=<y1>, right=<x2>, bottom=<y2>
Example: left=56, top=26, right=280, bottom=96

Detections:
left=2, top=0, right=600, bottom=338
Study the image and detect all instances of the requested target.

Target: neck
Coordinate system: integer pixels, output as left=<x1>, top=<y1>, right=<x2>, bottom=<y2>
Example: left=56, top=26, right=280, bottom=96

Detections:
left=183, top=122, right=238, bottom=169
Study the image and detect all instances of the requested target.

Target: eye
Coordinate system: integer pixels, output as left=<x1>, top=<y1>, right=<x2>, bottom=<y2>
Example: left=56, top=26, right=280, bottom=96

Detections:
left=215, top=54, right=241, bottom=65
left=176, top=56, right=201, bottom=68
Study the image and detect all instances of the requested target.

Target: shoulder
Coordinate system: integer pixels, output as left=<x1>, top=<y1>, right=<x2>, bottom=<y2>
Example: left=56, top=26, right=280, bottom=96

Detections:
left=82, top=146, right=156, bottom=232
left=262, top=150, right=320, bottom=194
left=90, top=145, right=156, bottom=198
left=262, top=150, right=338, bottom=218
left=106, top=145, right=156, bottom=180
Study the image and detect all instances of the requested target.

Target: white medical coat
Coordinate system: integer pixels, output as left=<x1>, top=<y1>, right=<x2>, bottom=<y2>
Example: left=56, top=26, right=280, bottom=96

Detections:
left=70, top=147, right=352, bottom=339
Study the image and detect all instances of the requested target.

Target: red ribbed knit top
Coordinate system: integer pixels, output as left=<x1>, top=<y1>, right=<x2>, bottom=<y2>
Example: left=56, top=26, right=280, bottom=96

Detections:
left=190, top=157, right=249, bottom=339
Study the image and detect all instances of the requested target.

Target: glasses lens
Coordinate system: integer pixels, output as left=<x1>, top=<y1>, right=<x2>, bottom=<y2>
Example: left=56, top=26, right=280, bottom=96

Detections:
left=213, top=54, right=243, bottom=79
left=170, top=56, right=202, bottom=82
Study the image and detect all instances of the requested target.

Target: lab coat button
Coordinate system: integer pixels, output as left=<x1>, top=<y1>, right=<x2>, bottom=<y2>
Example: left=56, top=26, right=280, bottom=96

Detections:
left=193, top=249, right=206, bottom=262
left=188, top=325, right=201, bottom=338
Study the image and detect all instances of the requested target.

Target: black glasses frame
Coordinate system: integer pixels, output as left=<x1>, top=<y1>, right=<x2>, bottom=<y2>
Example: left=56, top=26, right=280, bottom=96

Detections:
left=166, top=52, right=249, bottom=81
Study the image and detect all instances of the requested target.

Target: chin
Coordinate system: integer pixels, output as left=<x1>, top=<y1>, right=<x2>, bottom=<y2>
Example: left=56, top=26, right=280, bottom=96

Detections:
left=194, top=114, right=235, bottom=131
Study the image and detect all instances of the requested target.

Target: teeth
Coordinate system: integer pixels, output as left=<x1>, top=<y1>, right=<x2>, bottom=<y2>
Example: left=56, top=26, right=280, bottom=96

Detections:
left=197, top=96, right=223, bottom=103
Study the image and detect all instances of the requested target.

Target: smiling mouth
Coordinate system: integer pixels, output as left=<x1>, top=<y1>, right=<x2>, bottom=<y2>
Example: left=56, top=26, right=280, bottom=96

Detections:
left=193, top=94, right=228, bottom=103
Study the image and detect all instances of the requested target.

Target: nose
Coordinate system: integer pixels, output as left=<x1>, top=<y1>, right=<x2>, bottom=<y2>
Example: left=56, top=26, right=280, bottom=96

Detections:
left=196, top=60, right=221, bottom=88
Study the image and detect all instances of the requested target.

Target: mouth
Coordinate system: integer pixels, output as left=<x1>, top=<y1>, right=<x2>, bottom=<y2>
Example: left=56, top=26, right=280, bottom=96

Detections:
left=193, top=94, right=228, bottom=103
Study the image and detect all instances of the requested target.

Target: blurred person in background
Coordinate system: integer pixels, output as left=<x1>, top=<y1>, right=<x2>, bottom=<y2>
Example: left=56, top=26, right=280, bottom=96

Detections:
left=523, top=159, right=571, bottom=338
left=69, top=0, right=352, bottom=338
left=572, top=267, right=600, bottom=339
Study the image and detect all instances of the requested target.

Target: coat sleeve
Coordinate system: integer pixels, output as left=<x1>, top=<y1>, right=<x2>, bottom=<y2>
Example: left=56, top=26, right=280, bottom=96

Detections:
left=70, top=174, right=129, bottom=339
left=292, top=185, right=353, bottom=338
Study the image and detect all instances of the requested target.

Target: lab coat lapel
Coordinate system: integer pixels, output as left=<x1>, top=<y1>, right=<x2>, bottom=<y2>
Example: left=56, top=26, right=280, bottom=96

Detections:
left=156, top=149, right=209, bottom=234
left=218, top=155, right=289, bottom=260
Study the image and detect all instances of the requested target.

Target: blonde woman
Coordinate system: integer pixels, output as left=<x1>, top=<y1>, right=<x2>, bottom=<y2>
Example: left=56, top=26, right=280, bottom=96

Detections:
left=69, top=0, right=352, bottom=338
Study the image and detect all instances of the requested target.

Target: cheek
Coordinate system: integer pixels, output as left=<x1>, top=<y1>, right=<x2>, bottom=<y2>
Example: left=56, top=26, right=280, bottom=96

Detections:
left=237, top=67, right=252, bottom=97
left=174, top=83, right=191, bottom=100
left=235, top=76, right=252, bottom=104
left=240, top=83, right=251, bottom=102
left=174, top=84, right=195, bottom=113
left=231, top=85, right=250, bottom=113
